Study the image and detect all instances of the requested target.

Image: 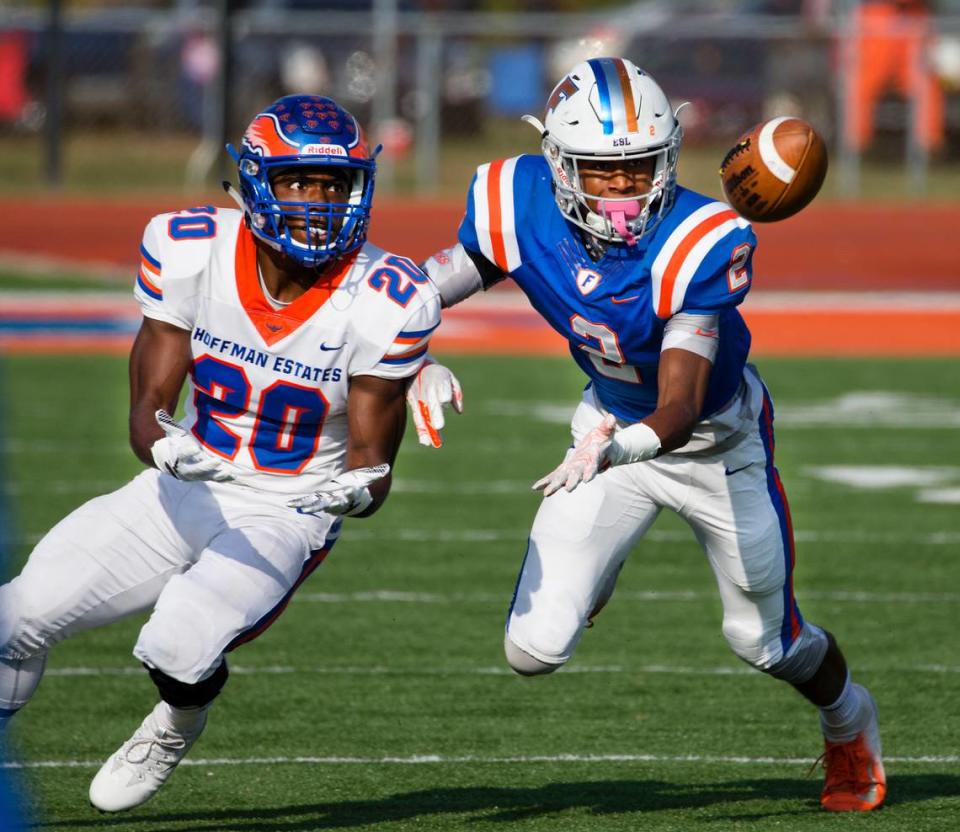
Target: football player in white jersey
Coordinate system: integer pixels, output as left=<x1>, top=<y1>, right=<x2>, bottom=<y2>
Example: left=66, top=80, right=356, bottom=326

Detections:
left=417, top=59, right=884, bottom=812
left=0, top=95, right=441, bottom=812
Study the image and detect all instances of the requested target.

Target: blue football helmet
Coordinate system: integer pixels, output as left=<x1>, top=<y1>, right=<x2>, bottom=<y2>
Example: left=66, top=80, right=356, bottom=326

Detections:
left=227, top=95, right=378, bottom=268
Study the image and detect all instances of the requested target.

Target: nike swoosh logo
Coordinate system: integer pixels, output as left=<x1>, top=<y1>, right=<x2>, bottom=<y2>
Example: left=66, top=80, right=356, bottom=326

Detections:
left=724, top=462, right=754, bottom=476
left=266, top=323, right=284, bottom=333
left=610, top=295, right=639, bottom=305
left=319, top=342, right=345, bottom=351
left=694, top=328, right=719, bottom=337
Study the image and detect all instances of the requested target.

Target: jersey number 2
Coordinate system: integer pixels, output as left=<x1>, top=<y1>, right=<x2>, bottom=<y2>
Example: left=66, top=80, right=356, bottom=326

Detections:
left=571, top=315, right=642, bottom=384
left=193, top=355, right=329, bottom=474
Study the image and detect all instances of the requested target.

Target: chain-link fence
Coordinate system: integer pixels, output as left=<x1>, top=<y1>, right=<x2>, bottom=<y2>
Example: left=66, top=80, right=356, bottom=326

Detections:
left=2, top=0, right=960, bottom=195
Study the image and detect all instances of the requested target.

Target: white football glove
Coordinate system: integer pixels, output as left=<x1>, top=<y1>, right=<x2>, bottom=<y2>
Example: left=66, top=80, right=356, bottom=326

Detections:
left=533, top=414, right=617, bottom=497
left=151, top=410, right=234, bottom=482
left=405, top=360, right=464, bottom=448
left=287, top=464, right=391, bottom=517
left=532, top=415, right=661, bottom=496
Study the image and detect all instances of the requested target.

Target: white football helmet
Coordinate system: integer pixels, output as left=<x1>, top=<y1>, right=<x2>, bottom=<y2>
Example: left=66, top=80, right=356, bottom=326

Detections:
left=524, top=57, right=682, bottom=245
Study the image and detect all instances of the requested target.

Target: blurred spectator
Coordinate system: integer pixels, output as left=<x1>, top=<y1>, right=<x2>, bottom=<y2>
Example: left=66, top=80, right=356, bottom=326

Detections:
left=846, top=0, right=945, bottom=153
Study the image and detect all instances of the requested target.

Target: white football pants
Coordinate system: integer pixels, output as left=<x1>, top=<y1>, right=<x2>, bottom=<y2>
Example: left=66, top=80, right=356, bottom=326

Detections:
left=0, top=469, right=339, bottom=688
left=506, top=367, right=805, bottom=671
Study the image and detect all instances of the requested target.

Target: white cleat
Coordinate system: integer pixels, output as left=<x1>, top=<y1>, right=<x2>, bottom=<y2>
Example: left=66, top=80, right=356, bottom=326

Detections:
left=88, top=703, right=206, bottom=812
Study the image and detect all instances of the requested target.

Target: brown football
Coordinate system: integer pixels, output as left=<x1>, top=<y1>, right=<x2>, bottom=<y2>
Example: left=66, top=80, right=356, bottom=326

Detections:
left=719, top=117, right=828, bottom=222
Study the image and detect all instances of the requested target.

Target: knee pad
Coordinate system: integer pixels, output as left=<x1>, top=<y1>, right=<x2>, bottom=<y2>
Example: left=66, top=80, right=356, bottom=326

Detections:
left=0, top=583, right=56, bottom=659
left=504, top=634, right=563, bottom=676
left=721, top=614, right=785, bottom=671
left=766, top=623, right=829, bottom=684
left=146, top=658, right=228, bottom=709
left=134, top=584, right=229, bottom=684
left=0, top=653, right=48, bottom=713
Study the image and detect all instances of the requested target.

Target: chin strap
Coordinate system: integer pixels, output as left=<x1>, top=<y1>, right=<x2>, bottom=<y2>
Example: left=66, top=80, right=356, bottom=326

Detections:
left=222, top=181, right=246, bottom=212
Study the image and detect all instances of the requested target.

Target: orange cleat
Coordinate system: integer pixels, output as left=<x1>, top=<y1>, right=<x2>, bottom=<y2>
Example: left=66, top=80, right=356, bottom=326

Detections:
left=819, top=686, right=886, bottom=812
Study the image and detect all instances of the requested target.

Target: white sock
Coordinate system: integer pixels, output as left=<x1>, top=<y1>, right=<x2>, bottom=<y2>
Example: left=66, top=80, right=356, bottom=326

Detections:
left=819, top=676, right=867, bottom=742
left=154, top=701, right=208, bottom=736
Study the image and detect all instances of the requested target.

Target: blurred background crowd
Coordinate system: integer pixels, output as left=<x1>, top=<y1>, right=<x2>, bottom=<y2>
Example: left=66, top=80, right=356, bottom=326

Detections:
left=1, top=0, right=959, bottom=198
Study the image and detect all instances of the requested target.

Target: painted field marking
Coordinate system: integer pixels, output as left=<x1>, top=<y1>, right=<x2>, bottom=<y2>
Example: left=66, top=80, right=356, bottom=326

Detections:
left=41, top=662, right=960, bottom=679
left=289, top=588, right=959, bottom=604
left=8, top=528, right=960, bottom=548
left=486, top=391, right=960, bottom=428
left=3, top=752, right=958, bottom=771
left=804, top=465, right=960, bottom=505
left=8, top=528, right=960, bottom=546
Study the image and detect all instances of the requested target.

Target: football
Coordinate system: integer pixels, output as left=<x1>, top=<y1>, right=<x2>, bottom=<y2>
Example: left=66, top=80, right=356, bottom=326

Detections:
left=719, top=116, right=828, bottom=222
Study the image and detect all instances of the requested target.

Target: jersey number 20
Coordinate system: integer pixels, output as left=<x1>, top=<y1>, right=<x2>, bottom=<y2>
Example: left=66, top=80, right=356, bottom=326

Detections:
left=192, top=355, right=328, bottom=474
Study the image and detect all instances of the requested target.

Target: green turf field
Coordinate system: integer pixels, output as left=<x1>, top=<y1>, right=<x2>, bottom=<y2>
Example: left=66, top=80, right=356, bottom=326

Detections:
left=1, top=354, right=958, bottom=831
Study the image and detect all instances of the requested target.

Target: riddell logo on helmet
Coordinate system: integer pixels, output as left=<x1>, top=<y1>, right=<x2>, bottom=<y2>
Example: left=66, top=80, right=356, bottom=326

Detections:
left=301, top=144, right=347, bottom=156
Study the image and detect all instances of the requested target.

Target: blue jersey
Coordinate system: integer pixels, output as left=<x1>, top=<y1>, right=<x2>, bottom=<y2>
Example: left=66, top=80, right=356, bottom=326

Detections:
left=458, top=155, right=756, bottom=422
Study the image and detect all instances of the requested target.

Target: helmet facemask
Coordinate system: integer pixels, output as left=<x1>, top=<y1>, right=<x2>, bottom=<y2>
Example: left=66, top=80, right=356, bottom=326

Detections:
left=542, top=126, right=681, bottom=246
left=233, top=153, right=376, bottom=270
left=226, top=96, right=379, bottom=270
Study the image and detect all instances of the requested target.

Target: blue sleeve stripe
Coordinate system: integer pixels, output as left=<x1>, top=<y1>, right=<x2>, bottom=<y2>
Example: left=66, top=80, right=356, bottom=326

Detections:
left=140, top=243, right=162, bottom=270
left=397, top=322, right=440, bottom=339
left=136, top=273, right=163, bottom=300
left=379, top=345, right=429, bottom=365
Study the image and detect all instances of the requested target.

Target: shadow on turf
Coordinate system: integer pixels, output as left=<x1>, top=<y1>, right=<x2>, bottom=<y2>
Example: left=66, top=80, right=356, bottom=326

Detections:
left=35, top=773, right=960, bottom=830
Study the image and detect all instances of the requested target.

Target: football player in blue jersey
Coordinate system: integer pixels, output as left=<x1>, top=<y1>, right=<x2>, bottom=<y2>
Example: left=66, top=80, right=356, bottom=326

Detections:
left=415, top=58, right=885, bottom=812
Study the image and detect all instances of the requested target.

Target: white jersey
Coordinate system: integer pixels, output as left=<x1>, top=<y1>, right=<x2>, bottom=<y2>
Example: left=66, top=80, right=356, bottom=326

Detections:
left=134, top=206, right=440, bottom=496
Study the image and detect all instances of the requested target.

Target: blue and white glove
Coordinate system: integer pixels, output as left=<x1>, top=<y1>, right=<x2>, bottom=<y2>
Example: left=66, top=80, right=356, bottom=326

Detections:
left=405, top=360, right=464, bottom=448
left=288, top=464, right=391, bottom=516
left=151, top=410, right=234, bottom=482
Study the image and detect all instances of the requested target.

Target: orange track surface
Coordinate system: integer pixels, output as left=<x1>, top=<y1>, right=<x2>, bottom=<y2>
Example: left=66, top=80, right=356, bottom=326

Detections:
left=0, top=196, right=958, bottom=291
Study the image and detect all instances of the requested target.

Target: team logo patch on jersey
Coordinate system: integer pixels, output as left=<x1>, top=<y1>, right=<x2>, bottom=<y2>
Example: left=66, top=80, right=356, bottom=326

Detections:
left=576, top=267, right=603, bottom=296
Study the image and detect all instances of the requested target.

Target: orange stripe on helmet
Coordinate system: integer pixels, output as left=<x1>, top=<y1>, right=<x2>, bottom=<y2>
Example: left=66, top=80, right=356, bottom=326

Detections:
left=614, top=59, right=639, bottom=133
left=486, top=159, right=509, bottom=273
left=657, top=210, right=737, bottom=318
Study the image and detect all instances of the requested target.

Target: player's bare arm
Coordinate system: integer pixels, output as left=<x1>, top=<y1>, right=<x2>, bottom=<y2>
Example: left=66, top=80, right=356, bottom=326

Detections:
left=128, top=316, right=192, bottom=466
left=344, top=374, right=408, bottom=514
left=646, top=346, right=712, bottom=453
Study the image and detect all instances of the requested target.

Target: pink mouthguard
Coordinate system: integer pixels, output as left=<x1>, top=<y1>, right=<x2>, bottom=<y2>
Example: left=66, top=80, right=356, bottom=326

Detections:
left=599, top=200, right=642, bottom=246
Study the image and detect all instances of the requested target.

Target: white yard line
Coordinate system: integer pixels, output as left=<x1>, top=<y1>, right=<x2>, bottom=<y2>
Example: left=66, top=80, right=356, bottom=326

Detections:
left=9, top=528, right=960, bottom=547
left=42, top=663, right=960, bottom=678
left=3, top=751, right=958, bottom=770
left=291, top=589, right=960, bottom=604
